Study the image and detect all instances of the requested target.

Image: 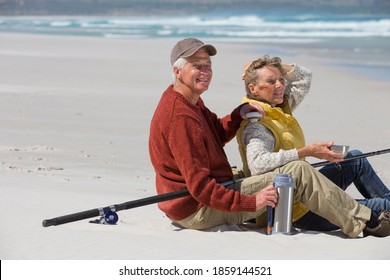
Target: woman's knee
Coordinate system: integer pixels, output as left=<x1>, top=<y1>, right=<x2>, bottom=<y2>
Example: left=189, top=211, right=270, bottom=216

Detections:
left=346, top=149, right=368, bottom=170
left=347, top=150, right=363, bottom=158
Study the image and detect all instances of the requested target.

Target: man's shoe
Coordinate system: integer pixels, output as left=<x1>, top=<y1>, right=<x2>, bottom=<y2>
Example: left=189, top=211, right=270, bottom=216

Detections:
left=363, top=210, right=390, bottom=237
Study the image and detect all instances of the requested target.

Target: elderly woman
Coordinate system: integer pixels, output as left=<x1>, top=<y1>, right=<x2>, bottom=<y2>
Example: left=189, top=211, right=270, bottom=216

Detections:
left=237, top=55, right=390, bottom=231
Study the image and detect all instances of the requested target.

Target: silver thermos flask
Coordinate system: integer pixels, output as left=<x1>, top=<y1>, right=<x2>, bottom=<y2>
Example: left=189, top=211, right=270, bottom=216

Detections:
left=273, top=173, right=295, bottom=234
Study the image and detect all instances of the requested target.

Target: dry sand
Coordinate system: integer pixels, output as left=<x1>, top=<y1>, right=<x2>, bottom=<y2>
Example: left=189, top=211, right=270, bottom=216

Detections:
left=1, top=33, right=389, bottom=274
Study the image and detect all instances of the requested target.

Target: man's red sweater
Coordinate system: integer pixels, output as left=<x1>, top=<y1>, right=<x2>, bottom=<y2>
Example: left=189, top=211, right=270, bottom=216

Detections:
left=149, top=85, right=256, bottom=221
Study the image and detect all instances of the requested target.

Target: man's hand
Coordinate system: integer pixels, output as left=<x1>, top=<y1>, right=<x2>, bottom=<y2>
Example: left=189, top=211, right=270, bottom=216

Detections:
left=254, top=184, right=278, bottom=211
left=240, top=102, right=265, bottom=120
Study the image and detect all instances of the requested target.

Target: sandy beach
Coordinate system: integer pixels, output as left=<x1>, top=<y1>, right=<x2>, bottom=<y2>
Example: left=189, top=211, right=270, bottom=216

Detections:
left=1, top=32, right=390, bottom=276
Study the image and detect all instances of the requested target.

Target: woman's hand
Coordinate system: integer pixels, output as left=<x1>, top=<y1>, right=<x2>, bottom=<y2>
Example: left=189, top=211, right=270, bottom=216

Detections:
left=281, top=64, right=294, bottom=74
left=241, top=61, right=253, bottom=80
left=254, top=184, right=278, bottom=211
left=298, top=141, right=345, bottom=162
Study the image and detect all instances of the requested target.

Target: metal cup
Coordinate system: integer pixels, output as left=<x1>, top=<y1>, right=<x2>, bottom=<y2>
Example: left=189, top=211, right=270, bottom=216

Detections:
left=273, top=174, right=295, bottom=234
left=330, top=144, right=350, bottom=156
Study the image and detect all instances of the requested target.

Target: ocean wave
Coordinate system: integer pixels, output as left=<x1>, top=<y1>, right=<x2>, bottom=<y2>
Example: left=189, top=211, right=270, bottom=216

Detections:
left=1, top=15, right=390, bottom=39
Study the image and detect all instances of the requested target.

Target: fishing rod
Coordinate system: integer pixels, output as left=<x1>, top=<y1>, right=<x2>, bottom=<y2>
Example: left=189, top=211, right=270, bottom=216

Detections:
left=42, top=179, right=238, bottom=227
left=42, top=188, right=190, bottom=227
left=42, top=148, right=390, bottom=227
left=311, top=148, right=390, bottom=168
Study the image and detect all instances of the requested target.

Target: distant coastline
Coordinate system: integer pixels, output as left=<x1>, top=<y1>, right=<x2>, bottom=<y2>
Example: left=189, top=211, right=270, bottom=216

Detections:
left=1, top=0, right=389, bottom=16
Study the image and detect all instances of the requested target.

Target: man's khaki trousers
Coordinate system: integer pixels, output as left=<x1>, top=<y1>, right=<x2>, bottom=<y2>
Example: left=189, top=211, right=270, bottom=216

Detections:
left=176, top=161, right=371, bottom=238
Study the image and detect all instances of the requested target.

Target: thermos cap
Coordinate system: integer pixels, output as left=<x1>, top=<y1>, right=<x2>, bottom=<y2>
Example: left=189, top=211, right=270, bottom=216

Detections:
left=273, top=173, right=295, bottom=188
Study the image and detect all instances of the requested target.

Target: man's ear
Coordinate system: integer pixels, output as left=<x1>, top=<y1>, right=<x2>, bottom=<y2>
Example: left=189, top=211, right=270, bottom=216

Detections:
left=173, top=67, right=181, bottom=79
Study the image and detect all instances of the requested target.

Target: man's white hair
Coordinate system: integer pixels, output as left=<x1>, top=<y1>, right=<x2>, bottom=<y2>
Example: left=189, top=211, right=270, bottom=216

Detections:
left=172, top=57, right=187, bottom=82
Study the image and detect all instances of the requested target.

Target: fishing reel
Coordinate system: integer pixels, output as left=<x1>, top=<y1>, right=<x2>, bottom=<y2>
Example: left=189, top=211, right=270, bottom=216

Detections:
left=89, top=210, right=119, bottom=225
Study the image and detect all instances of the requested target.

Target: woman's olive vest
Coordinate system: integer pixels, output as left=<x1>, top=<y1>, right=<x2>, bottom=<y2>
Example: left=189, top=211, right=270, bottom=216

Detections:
left=237, top=96, right=309, bottom=223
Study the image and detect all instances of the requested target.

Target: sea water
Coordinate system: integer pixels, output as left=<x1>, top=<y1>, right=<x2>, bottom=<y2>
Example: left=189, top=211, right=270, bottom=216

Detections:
left=1, top=3, right=389, bottom=81
left=1, top=13, right=389, bottom=41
